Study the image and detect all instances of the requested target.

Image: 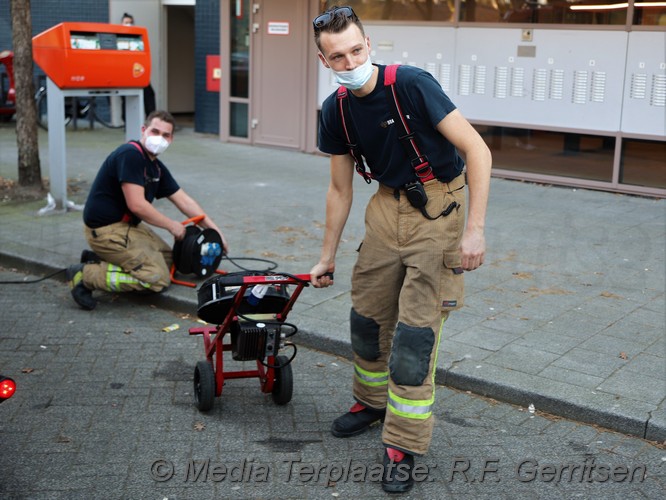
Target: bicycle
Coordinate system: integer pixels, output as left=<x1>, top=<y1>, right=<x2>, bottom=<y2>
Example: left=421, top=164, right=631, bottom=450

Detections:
left=34, top=85, right=124, bottom=131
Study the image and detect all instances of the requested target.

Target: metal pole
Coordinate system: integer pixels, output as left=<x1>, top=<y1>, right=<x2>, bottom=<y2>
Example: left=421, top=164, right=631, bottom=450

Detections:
left=40, top=85, right=144, bottom=214
left=124, top=89, right=144, bottom=142
left=46, top=77, right=68, bottom=212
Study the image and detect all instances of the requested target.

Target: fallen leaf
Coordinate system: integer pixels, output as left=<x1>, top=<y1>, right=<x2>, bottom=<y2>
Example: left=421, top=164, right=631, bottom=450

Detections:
left=123, top=329, right=133, bottom=335
left=512, top=272, right=533, bottom=280
left=21, top=368, right=34, bottom=373
left=619, top=352, right=628, bottom=360
left=601, top=291, right=623, bottom=299
left=194, top=422, right=206, bottom=431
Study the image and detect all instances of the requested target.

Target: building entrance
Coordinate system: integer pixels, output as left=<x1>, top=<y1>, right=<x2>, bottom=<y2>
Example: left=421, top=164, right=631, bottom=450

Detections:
left=227, top=0, right=310, bottom=149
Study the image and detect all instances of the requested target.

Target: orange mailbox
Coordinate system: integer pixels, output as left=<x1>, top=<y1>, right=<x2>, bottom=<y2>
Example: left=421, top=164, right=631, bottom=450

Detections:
left=33, top=22, right=151, bottom=89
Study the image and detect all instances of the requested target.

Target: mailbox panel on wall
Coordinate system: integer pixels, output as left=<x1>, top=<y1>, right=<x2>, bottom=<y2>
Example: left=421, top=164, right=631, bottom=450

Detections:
left=453, top=28, right=627, bottom=132
left=366, top=25, right=457, bottom=93
left=621, top=31, right=666, bottom=137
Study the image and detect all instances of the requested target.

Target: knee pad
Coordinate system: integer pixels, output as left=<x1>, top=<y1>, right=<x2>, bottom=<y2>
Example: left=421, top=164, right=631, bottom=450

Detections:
left=389, top=322, right=435, bottom=386
left=350, top=308, right=380, bottom=361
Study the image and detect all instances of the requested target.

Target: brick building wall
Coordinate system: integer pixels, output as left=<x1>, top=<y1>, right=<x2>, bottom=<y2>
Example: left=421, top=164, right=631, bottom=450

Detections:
left=2, top=0, right=219, bottom=133
left=1, top=0, right=108, bottom=89
left=194, top=0, right=219, bottom=134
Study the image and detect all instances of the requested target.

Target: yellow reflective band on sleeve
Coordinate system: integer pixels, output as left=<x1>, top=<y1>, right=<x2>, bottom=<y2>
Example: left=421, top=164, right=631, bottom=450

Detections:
left=354, top=364, right=389, bottom=387
left=387, top=389, right=434, bottom=420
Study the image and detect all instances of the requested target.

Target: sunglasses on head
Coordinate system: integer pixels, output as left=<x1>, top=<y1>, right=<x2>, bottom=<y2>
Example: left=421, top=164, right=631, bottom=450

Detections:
left=312, top=6, right=356, bottom=30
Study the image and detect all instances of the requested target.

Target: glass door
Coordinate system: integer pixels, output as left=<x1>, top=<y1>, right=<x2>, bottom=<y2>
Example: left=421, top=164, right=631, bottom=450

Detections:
left=230, top=0, right=250, bottom=137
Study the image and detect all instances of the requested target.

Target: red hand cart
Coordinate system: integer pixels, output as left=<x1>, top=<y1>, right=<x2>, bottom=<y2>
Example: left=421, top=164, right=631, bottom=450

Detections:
left=188, top=271, right=312, bottom=411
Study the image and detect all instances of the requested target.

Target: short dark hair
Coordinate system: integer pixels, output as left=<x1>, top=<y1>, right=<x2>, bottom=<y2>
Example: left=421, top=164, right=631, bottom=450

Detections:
left=313, top=6, right=365, bottom=50
left=145, top=110, right=176, bottom=131
left=121, top=12, right=134, bottom=23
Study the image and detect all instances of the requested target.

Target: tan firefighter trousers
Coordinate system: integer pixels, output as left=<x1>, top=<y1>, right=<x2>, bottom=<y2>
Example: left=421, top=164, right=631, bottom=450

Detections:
left=81, top=222, right=173, bottom=293
left=349, top=174, right=466, bottom=456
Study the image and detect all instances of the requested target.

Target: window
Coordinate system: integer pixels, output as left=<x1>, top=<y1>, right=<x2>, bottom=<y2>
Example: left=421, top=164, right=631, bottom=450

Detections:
left=319, top=1, right=456, bottom=22
left=633, top=1, right=666, bottom=25
left=318, top=0, right=663, bottom=25
left=620, top=139, right=666, bottom=188
left=477, top=126, right=616, bottom=181
left=460, top=0, right=628, bottom=24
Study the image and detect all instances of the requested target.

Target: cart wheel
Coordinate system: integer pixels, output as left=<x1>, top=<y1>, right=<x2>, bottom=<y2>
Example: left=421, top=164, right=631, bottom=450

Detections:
left=193, top=360, right=215, bottom=411
left=271, top=355, right=293, bottom=405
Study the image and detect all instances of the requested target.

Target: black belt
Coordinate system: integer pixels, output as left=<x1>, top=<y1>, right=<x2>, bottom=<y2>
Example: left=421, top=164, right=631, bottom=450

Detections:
left=87, top=220, right=138, bottom=238
left=392, top=174, right=465, bottom=200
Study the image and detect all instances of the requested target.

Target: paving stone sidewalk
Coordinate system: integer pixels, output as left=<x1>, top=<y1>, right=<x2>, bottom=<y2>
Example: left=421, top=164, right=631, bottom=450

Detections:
left=0, top=269, right=664, bottom=499
left=0, top=123, right=664, bottom=442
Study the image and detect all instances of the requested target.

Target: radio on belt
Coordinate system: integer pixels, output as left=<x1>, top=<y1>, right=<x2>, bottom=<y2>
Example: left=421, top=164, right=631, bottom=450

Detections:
left=32, top=22, right=151, bottom=89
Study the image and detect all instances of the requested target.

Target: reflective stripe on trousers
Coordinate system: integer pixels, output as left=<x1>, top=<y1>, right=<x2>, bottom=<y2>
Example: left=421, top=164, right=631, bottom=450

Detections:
left=387, top=389, right=435, bottom=420
left=105, top=264, right=151, bottom=292
left=354, top=364, right=389, bottom=387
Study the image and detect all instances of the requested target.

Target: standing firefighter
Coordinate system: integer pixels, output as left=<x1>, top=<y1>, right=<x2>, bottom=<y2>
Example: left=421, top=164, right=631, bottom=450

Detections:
left=309, top=6, right=492, bottom=493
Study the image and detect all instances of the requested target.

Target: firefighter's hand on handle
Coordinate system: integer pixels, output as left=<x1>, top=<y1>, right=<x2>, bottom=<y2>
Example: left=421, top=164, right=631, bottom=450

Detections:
left=310, top=263, right=334, bottom=288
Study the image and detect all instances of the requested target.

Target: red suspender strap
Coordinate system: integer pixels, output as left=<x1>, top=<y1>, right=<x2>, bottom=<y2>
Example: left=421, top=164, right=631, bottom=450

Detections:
left=336, top=86, right=373, bottom=184
left=383, top=64, right=435, bottom=183
left=129, top=140, right=144, bottom=156
left=384, top=63, right=399, bottom=85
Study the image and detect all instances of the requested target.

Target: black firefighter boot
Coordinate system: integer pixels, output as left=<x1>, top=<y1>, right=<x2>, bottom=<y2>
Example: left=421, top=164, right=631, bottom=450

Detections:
left=66, top=264, right=97, bottom=310
left=382, top=447, right=415, bottom=493
left=331, top=402, right=386, bottom=437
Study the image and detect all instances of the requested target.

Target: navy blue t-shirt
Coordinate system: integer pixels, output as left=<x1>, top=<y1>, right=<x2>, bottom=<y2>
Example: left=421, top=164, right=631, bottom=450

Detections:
left=83, top=141, right=180, bottom=228
left=318, top=64, right=464, bottom=188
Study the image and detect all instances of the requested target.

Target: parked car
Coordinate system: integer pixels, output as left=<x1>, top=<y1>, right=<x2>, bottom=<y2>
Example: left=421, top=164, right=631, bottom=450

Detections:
left=0, top=49, right=16, bottom=121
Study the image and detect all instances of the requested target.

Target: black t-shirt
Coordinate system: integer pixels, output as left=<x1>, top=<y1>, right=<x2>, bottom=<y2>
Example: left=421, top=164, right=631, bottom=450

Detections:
left=318, top=64, right=464, bottom=188
left=83, top=141, right=180, bottom=228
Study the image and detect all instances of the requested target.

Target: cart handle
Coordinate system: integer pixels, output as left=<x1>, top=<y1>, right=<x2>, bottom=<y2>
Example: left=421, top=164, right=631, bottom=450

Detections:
left=230, top=272, right=333, bottom=286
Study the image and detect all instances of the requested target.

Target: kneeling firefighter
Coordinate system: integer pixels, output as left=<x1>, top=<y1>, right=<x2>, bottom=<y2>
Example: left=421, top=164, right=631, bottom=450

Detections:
left=66, top=110, right=227, bottom=310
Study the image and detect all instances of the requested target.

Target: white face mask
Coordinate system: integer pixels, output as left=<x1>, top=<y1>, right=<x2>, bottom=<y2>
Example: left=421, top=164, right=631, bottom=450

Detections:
left=332, top=55, right=374, bottom=90
left=144, top=135, right=170, bottom=156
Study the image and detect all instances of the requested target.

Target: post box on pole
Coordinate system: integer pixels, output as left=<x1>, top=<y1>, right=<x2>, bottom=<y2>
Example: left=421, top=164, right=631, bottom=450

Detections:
left=32, top=22, right=151, bottom=212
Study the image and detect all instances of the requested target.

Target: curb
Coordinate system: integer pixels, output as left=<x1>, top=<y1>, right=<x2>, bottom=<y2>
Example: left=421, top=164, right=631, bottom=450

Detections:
left=2, top=252, right=664, bottom=444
